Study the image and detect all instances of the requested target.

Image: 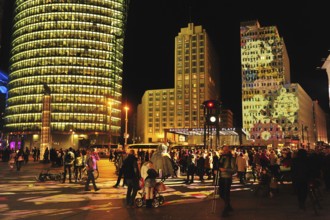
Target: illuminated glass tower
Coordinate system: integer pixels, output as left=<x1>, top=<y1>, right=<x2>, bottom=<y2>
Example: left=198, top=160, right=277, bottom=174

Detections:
left=5, top=0, right=129, bottom=149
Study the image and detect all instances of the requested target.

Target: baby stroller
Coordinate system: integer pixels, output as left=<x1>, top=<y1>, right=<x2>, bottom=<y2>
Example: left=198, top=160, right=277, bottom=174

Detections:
left=135, top=180, right=166, bottom=208
left=36, top=168, right=63, bottom=182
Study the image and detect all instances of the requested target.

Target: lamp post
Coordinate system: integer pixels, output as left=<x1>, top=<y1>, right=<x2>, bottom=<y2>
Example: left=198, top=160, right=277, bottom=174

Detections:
left=124, top=106, right=129, bottom=147
left=108, top=100, right=112, bottom=145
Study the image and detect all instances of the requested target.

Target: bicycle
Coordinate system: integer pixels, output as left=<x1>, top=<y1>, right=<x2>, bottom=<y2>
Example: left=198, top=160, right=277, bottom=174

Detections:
left=308, top=179, right=322, bottom=215
left=36, top=168, right=63, bottom=182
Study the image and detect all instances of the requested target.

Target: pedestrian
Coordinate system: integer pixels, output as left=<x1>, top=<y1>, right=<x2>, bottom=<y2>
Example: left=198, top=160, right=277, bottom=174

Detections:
left=185, top=150, right=196, bottom=184
left=291, top=148, right=311, bottom=210
left=212, top=151, right=219, bottom=183
left=109, top=149, right=114, bottom=162
left=113, top=150, right=127, bottom=188
left=62, top=148, right=75, bottom=183
left=218, top=145, right=237, bottom=217
left=124, top=149, right=140, bottom=207
left=24, top=148, right=30, bottom=164
left=8, top=150, right=16, bottom=170
left=32, top=147, right=37, bottom=162
left=36, top=148, right=40, bottom=161
left=43, top=147, right=49, bottom=163
left=74, top=150, right=84, bottom=182
left=84, top=148, right=100, bottom=191
left=196, top=154, right=205, bottom=182
left=15, top=149, right=25, bottom=171
left=204, top=153, right=212, bottom=180
left=236, top=152, right=247, bottom=184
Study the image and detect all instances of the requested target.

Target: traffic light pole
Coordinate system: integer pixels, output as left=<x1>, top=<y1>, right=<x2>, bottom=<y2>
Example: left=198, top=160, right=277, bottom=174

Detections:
left=203, top=100, right=221, bottom=151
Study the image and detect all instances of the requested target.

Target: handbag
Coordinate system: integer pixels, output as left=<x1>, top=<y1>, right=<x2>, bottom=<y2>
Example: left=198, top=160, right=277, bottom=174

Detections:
left=155, top=181, right=166, bottom=192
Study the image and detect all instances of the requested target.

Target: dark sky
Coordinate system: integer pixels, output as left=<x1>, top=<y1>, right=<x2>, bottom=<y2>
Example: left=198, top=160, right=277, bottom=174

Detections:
left=123, top=1, right=330, bottom=127
left=1, top=1, right=330, bottom=128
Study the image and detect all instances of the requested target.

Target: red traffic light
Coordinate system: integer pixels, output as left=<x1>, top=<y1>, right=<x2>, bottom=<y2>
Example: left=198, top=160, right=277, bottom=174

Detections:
left=203, top=100, right=220, bottom=109
left=207, top=102, right=214, bottom=108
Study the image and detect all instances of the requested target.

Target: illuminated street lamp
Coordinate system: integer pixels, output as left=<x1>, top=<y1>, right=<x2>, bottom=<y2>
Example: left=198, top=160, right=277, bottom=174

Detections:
left=124, top=106, right=129, bottom=146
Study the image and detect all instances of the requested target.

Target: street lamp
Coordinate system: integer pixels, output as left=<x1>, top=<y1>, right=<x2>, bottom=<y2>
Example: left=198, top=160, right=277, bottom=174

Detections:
left=124, top=106, right=129, bottom=146
left=108, top=100, right=112, bottom=145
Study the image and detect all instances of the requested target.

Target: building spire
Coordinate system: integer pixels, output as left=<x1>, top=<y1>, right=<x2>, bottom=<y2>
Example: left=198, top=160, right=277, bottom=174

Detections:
left=188, top=4, right=192, bottom=23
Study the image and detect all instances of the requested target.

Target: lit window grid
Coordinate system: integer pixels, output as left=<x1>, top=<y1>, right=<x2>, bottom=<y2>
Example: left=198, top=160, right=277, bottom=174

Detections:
left=5, top=1, right=126, bottom=133
left=9, top=64, right=123, bottom=82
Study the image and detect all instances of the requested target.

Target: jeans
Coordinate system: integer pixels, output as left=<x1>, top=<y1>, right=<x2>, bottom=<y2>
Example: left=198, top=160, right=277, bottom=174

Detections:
left=74, top=166, right=83, bottom=181
left=85, top=170, right=98, bottom=190
left=219, top=177, right=233, bottom=212
left=125, top=178, right=138, bottom=206
left=115, top=167, right=126, bottom=186
left=63, top=164, right=73, bottom=182
left=16, top=160, right=23, bottom=171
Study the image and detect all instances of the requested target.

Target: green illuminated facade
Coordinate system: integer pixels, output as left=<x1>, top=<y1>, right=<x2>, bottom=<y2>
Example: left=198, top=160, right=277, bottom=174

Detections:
left=5, top=0, right=129, bottom=148
left=240, top=20, right=318, bottom=148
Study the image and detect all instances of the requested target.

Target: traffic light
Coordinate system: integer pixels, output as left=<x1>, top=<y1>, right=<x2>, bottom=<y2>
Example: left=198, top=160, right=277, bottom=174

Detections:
left=203, top=100, right=220, bottom=126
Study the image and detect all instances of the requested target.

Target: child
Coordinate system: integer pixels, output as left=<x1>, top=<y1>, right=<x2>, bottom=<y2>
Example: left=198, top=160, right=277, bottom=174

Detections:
left=144, top=164, right=158, bottom=208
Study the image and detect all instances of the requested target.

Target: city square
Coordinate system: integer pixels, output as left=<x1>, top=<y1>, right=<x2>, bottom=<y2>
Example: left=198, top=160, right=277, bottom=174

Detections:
left=0, top=1, right=330, bottom=220
left=0, top=157, right=329, bottom=220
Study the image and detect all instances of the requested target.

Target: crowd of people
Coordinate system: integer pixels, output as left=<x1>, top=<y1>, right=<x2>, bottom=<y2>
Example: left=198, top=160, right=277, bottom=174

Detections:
left=0, top=146, right=101, bottom=192
left=2, top=144, right=330, bottom=217
left=110, top=145, right=330, bottom=216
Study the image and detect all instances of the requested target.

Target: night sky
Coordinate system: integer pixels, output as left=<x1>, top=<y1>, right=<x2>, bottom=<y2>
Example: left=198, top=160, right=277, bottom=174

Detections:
left=1, top=1, right=330, bottom=128
left=123, top=1, right=330, bottom=127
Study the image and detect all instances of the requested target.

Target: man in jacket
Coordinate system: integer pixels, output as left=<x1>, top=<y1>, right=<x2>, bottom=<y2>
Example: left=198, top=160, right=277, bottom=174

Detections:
left=63, top=147, right=75, bottom=183
left=123, top=150, right=140, bottom=207
left=218, top=145, right=237, bottom=217
left=291, top=149, right=311, bottom=210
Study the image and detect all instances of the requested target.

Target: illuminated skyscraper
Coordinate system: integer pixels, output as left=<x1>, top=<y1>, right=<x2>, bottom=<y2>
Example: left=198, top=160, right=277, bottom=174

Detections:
left=5, top=0, right=129, bottom=149
left=137, top=23, right=220, bottom=143
left=321, top=55, right=330, bottom=108
left=174, top=23, right=219, bottom=128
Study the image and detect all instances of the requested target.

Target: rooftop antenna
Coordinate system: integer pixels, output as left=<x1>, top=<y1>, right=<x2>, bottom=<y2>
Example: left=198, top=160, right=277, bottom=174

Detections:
left=188, top=1, right=192, bottom=23
left=188, top=4, right=192, bottom=23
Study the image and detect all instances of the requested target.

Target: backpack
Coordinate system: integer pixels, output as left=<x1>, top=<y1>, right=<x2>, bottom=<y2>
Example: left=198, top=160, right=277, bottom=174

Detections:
left=86, top=156, right=95, bottom=170
left=65, top=152, right=73, bottom=164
